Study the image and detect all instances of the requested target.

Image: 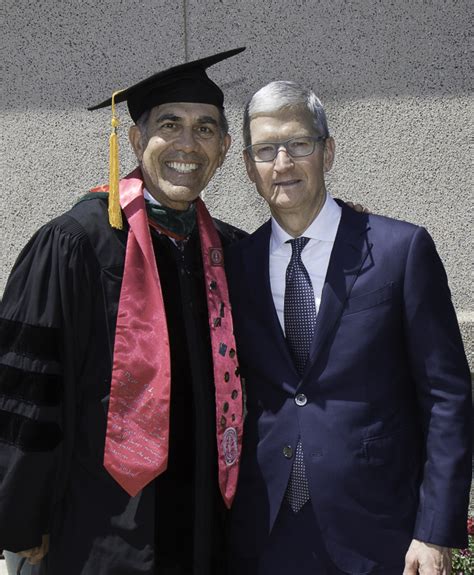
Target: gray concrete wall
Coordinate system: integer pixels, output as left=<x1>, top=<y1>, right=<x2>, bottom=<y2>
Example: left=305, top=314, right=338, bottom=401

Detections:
left=2, top=0, right=472, bottom=364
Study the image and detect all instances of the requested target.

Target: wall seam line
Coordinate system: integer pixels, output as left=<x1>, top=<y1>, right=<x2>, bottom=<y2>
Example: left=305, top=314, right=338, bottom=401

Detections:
left=183, top=0, right=189, bottom=62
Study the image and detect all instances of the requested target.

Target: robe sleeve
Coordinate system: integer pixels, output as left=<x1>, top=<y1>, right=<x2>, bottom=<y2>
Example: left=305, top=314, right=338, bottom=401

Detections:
left=0, top=216, right=99, bottom=552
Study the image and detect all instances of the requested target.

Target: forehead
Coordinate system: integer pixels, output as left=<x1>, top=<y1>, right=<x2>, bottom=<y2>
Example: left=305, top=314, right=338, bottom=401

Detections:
left=149, top=101, right=221, bottom=122
left=250, top=108, right=314, bottom=142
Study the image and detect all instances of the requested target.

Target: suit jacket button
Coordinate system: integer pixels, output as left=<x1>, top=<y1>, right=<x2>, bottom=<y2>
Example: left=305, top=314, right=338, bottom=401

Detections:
left=295, top=393, right=307, bottom=406
left=283, top=445, right=293, bottom=459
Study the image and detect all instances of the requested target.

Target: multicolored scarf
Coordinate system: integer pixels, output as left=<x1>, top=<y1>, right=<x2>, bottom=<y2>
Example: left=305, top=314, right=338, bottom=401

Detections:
left=78, top=191, right=196, bottom=239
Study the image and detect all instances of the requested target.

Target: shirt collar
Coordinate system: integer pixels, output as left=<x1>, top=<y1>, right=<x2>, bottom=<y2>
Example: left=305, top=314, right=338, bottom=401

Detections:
left=143, top=188, right=160, bottom=206
left=270, top=193, right=341, bottom=254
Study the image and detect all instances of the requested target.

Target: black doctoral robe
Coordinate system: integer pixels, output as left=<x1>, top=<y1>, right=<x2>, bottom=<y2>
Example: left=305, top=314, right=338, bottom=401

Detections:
left=0, top=193, right=246, bottom=575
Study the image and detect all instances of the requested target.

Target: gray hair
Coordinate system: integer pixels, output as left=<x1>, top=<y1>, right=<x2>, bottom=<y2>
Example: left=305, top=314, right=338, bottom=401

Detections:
left=136, top=106, right=229, bottom=139
left=243, top=81, right=329, bottom=148
left=136, top=109, right=151, bottom=135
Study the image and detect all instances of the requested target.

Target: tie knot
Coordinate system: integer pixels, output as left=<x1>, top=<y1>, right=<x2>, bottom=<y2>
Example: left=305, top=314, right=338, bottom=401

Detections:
left=288, top=236, right=310, bottom=258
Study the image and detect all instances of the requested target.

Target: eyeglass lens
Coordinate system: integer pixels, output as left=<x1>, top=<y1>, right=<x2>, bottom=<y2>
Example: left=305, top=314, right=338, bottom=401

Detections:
left=250, top=136, right=322, bottom=162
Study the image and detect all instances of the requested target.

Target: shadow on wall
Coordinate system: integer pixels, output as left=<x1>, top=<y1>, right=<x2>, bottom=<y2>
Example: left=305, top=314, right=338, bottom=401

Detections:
left=2, top=0, right=471, bottom=112
left=212, top=0, right=471, bottom=101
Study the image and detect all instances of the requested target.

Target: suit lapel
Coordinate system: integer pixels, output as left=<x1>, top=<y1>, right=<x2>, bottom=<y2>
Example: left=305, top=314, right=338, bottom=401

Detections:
left=305, top=206, right=372, bottom=374
left=242, top=221, right=298, bottom=375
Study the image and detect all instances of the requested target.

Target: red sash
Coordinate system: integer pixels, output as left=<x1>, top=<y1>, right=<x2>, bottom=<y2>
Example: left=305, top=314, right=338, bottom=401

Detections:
left=102, top=169, right=242, bottom=507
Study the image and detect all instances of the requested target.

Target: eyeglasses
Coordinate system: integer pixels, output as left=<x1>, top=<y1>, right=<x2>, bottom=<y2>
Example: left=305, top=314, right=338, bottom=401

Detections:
left=245, top=135, right=327, bottom=163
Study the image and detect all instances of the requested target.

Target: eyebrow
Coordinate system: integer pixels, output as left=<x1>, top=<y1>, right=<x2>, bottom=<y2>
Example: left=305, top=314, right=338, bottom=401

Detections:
left=196, top=116, right=218, bottom=126
left=155, top=113, right=218, bottom=126
left=156, top=113, right=181, bottom=123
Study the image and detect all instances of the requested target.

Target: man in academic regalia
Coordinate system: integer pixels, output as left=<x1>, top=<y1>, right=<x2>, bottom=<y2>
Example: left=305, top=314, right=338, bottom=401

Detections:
left=0, top=48, right=246, bottom=575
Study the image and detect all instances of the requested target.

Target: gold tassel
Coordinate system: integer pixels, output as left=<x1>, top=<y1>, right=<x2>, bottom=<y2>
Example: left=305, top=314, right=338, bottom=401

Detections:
left=108, top=90, right=124, bottom=229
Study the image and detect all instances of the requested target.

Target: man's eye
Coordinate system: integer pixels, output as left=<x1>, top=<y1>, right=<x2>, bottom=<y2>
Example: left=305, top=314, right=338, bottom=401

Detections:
left=289, top=140, right=311, bottom=152
left=256, top=145, right=274, bottom=154
left=197, top=126, right=214, bottom=137
left=254, top=145, right=275, bottom=158
left=159, top=122, right=177, bottom=130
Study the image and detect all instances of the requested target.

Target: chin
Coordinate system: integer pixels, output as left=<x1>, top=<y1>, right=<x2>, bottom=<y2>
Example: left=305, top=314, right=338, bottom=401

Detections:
left=272, top=196, right=301, bottom=210
left=158, top=183, right=200, bottom=204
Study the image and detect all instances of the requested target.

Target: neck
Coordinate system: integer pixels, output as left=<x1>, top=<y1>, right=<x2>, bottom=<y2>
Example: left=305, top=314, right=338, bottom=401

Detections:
left=141, top=171, right=191, bottom=211
left=145, top=198, right=196, bottom=239
left=147, top=189, right=191, bottom=212
left=272, top=194, right=326, bottom=238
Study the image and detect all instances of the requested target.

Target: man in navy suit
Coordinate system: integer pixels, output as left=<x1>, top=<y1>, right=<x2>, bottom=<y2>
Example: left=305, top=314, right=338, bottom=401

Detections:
left=225, top=81, right=471, bottom=574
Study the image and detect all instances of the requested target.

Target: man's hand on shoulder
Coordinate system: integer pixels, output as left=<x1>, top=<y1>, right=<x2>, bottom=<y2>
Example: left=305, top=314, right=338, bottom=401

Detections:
left=403, top=539, right=451, bottom=574
left=345, top=201, right=370, bottom=213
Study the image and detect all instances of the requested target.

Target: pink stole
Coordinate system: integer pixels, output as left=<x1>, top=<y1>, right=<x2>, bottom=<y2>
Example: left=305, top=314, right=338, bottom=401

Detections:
left=103, top=169, right=242, bottom=507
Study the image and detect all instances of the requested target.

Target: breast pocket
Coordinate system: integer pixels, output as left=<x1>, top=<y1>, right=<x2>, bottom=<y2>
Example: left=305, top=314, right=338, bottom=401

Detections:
left=342, top=282, right=393, bottom=316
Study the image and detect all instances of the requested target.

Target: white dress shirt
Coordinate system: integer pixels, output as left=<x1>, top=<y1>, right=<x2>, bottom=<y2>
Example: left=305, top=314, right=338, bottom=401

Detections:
left=143, top=188, right=159, bottom=205
left=269, top=194, right=342, bottom=333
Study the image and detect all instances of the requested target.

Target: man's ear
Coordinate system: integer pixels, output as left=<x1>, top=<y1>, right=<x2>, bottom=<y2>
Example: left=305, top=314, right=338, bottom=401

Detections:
left=323, top=137, right=335, bottom=173
left=243, top=149, right=256, bottom=183
left=219, top=133, right=232, bottom=167
left=129, top=125, right=145, bottom=162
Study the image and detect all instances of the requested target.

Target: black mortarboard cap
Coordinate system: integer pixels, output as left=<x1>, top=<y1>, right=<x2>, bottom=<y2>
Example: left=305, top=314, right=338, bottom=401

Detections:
left=88, top=47, right=246, bottom=122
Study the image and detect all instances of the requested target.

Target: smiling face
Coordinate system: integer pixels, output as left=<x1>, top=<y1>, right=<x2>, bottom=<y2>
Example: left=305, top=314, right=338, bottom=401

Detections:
left=129, top=102, right=231, bottom=210
left=244, top=107, right=334, bottom=230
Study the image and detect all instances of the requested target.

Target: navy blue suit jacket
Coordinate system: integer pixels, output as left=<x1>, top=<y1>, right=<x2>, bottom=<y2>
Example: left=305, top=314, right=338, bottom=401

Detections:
left=225, top=205, right=471, bottom=573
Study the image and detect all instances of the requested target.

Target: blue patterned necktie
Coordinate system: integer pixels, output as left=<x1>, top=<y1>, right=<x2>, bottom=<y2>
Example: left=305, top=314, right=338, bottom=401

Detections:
left=284, top=236, right=315, bottom=512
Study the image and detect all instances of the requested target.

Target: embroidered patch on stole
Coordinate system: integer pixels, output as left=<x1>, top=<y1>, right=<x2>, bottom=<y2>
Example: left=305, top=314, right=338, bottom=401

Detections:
left=209, top=247, right=224, bottom=266
left=222, top=427, right=238, bottom=465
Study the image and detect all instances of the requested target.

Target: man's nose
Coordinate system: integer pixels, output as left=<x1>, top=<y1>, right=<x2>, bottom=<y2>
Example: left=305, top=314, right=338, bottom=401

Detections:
left=273, top=147, right=294, bottom=171
left=174, top=128, right=198, bottom=151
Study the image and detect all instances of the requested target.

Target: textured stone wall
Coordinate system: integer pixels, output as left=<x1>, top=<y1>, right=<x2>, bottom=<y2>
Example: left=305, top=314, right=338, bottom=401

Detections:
left=2, top=0, right=472, bottom=363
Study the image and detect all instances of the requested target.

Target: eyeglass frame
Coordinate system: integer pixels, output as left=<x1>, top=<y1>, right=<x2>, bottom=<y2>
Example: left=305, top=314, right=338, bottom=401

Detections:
left=245, top=135, right=328, bottom=163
